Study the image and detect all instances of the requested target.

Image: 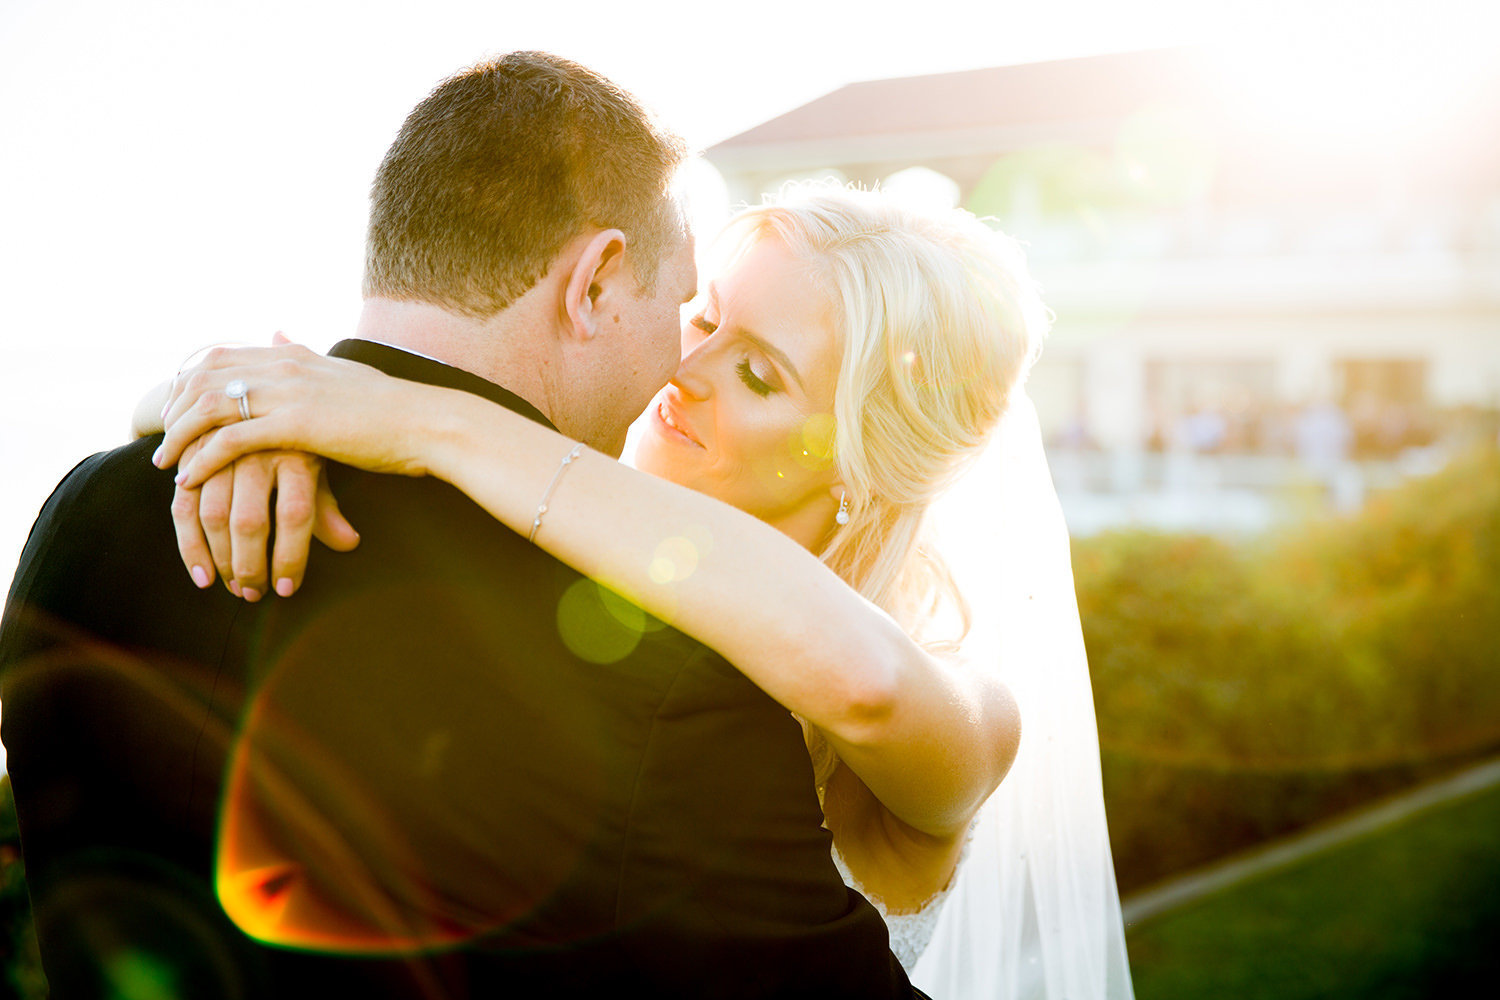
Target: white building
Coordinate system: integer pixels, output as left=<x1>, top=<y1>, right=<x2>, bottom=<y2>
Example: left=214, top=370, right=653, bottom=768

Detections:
left=705, top=47, right=1500, bottom=532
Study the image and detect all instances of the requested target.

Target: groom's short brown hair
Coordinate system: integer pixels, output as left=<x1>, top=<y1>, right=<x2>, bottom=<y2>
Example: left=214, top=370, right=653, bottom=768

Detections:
left=363, top=51, right=687, bottom=318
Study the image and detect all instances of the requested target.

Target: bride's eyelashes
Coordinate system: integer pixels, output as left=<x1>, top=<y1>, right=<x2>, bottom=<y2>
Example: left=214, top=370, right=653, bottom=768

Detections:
left=736, top=360, right=776, bottom=397
left=691, top=314, right=780, bottom=397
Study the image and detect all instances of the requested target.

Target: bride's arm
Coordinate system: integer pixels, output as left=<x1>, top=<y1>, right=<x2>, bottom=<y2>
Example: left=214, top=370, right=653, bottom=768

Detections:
left=158, top=347, right=1020, bottom=837
left=132, top=379, right=174, bottom=439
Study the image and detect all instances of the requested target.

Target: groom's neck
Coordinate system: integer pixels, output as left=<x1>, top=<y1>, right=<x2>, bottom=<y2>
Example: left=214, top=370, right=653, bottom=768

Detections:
left=354, top=296, right=556, bottom=422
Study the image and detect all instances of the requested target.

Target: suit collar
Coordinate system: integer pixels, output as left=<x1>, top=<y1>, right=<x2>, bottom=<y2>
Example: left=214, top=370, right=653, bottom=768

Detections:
left=329, top=338, right=556, bottom=431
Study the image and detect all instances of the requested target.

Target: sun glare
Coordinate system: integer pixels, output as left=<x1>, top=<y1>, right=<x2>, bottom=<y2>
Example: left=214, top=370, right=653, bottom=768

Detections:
left=1203, top=0, right=1499, bottom=150
left=682, top=158, right=731, bottom=261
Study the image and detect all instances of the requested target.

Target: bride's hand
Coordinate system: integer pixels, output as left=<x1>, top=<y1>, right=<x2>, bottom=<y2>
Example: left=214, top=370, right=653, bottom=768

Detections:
left=154, top=342, right=444, bottom=485
left=171, top=431, right=360, bottom=599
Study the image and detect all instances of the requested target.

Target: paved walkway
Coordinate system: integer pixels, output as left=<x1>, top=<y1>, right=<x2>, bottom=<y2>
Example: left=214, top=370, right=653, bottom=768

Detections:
left=1121, top=755, right=1500, bottom=926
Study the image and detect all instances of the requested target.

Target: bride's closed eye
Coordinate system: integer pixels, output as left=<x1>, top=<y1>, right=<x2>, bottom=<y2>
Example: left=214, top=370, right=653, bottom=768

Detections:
left=690, top=313, right=779, bottom=397
left=736, top=359, right=776, bottom=397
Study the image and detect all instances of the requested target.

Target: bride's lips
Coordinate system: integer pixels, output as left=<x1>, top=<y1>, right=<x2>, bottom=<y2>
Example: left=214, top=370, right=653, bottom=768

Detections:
left=653, top=397, right=704, bottom=448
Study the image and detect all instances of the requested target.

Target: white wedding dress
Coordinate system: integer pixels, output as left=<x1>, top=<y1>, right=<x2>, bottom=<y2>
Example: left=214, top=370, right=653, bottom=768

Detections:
left=831, top=826, right=976, bottom=972
left=850, top=395, right=1135, bottom=998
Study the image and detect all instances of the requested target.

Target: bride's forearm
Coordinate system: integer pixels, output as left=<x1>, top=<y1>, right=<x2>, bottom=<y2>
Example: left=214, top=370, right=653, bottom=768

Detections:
left=425, top=397, right=1018, bottom=835
left=132, top=379, right=173, bottom=438
left=425, top=393, right=899, bottom=732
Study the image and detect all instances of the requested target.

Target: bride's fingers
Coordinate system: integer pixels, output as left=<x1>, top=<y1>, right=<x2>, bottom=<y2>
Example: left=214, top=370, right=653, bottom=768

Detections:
left=170, top=436, right=218, bottom=590
left=311, top=475, right=361, bottom=554
left=162, top=359, right=277, bottom=429
left=171, top=479, right=217, bottom=591
left=156, top=372, right=281, bottom=469
left=162, top=347, right=288, bottom=415
left=268, top=454, right=321, bottom=597
left=157, top=388, right=239, bottom=468
left=160, top=352, right=380, bottom=469
left=196, top=462, right=240, bottom=595
left=161, top=343, right=321, bottom=429
left=227, top=458, right=274, bottom=602
left=173, top=419, right=286, bottom=489
left=190, top=343, right=311, bottom=373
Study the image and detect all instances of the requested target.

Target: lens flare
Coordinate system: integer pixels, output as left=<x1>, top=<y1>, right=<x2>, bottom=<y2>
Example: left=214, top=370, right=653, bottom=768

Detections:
left=790, top=412, right=837, bottom=471
left=557, top=577, right=649, bottom=663
left=213, top=583, right=609, bottom=954
left=104, top=950, right=177, bottom=1000
left=648, top=535, right=701, bottom=584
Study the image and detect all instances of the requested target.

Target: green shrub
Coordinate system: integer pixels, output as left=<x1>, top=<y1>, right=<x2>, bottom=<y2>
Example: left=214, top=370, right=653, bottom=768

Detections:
left=1277, top=446, right=1500, bottom=751
left=1076, top=445, right=1500, bottom=891
left=1, top=775, right=45, bottom=999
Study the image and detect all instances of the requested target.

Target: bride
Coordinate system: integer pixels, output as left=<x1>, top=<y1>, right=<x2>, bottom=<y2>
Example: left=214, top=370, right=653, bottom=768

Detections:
left=154, top=186, right=1133, bottom=998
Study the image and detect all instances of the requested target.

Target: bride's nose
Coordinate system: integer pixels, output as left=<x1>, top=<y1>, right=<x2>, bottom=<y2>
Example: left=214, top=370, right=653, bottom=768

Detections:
left=669, top=342, right=714, bottom=400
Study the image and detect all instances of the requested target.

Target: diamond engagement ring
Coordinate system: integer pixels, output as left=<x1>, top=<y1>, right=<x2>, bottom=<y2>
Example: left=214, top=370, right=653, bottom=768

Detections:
left=225, top=379, right=251, bottom=421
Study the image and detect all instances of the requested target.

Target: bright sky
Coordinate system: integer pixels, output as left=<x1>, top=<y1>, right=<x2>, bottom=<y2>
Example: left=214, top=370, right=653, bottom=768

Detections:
left=0, top=0, right=1221, bottom=588
left=0, top=0, right=1490, bottom=598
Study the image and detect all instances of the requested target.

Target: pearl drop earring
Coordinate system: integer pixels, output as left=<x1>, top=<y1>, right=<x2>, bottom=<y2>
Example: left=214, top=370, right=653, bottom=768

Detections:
left=835, top=491, right=850, bottom=526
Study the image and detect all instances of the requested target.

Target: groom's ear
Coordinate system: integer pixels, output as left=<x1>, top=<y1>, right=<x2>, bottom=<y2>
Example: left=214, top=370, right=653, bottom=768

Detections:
left=562, top=229, right=628, bottom=342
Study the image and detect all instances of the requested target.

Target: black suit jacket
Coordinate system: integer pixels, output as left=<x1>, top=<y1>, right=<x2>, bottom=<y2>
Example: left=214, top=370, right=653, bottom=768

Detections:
left=0, top=340, right=913, bottom=999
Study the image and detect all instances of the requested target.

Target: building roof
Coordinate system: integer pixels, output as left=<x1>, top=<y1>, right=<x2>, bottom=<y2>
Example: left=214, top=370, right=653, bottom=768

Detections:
left=707, top=47, right=1206, bottom=154
left=704, top=45, right=1500, bottom=201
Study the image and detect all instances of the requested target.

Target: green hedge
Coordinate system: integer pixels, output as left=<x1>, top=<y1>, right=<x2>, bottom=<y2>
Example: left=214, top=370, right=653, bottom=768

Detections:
left=1076, top=445, right=1500, bottom=891
left=1, top=776, right=45, bottom=999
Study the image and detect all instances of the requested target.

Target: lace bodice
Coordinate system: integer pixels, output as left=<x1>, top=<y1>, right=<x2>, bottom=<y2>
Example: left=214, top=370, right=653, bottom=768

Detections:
left=830, top=826, right=975, bottom=973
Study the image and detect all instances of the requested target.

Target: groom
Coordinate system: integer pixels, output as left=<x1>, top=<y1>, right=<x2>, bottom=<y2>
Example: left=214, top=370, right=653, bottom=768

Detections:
left=0, top=53, right=913, bottom=998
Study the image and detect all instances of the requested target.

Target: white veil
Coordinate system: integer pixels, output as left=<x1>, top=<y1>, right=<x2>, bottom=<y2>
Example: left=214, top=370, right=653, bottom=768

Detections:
left=912, top=393, right=1134, bottom=1000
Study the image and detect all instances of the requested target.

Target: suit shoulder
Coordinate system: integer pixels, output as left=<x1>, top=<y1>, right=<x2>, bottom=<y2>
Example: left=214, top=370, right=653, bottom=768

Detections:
left=24, top=437, right=171, bottom=543
left=3, top=437, right=175, bottom=619
left=33, top=437, right=170, bottom=522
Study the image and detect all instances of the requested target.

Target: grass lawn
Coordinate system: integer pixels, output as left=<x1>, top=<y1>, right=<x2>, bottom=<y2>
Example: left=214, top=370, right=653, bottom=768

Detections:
left=1125, top=778, right=1500, bottom=999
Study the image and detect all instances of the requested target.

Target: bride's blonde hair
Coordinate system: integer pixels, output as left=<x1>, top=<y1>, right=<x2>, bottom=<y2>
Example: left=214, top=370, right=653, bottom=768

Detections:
left=713, top=184, right=1050, bottom=643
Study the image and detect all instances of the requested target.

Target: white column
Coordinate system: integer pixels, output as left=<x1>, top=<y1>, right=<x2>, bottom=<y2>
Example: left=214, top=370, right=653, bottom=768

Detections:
left=1083, top=339, right=1148, bottom=491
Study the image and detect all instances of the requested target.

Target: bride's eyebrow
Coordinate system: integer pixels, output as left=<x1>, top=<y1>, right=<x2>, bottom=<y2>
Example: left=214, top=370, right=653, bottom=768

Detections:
left=706, top=282, right=805, bottom=390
